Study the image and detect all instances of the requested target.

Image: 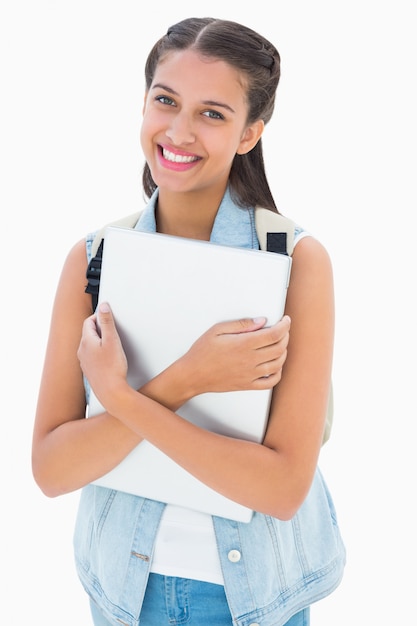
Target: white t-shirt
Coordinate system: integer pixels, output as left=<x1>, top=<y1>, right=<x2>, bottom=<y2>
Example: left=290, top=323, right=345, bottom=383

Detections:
left=150, top=504, right=224, bottom=584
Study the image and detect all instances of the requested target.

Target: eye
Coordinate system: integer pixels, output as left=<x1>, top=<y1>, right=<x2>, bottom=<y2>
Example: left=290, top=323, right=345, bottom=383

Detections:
left=202, top=110, right=225, bottom=120
left=155, top=95, right=176, bottom=106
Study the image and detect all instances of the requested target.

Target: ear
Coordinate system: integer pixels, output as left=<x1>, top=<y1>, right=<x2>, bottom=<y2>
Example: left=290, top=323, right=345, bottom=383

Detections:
left=236, top=120, right=265, bottom=155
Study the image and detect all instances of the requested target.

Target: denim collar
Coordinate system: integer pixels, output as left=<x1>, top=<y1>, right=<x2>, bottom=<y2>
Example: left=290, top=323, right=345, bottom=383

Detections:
left=135, top=188, right=259, bottom=250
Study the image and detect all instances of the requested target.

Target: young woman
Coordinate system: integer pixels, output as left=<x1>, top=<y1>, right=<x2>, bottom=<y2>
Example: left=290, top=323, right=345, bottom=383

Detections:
left=32, top=17, right=345, bottom=626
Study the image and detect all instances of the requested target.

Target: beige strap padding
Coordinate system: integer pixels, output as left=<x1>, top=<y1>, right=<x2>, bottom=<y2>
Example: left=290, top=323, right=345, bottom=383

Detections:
left=91, top=211, right=143, bottom=257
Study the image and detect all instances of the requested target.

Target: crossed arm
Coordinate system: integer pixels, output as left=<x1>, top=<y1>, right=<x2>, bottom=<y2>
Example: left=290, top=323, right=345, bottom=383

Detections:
left=32, top=234, right=334, bottom=520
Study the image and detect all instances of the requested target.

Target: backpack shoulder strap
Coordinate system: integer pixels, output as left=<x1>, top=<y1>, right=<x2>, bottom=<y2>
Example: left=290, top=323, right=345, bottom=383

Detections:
left=85, top=211, right=143, bottom=310
left=255, top=207, right=295, bottom=256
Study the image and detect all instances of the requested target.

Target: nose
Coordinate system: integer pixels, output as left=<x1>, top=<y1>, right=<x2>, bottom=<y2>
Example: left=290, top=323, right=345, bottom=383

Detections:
left=165, top=110, right=195, bottom=146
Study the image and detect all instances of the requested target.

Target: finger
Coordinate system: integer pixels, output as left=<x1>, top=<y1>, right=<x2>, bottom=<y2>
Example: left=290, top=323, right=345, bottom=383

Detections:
left=81, top=314, right=100, bottom=339
left=97, top=301, right=113, bottom=324
left=94, top=302, right=116, bottom=345
left=96, top=302, right=117, bottom=335
left=267, top=315, right=291, bottom=338
left=280, top=315, right=291, bottom=330
left=251, top=370, right=282, bottom=390
left=96, top=301, right=126, bottom=352
left=214, top=317, right=267, bottom=336
left=252, top=315, right=291, bottom=349
left=255, top=349, right=288, bottom=378
left=77, top=315, right=100, bottom=365
left=255, top=337, right=289, bottom=367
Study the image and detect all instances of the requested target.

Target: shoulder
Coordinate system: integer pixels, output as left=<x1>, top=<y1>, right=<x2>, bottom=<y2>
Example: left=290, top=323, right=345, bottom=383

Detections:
left=292, top=234, right=332, bottom=278
left=284, top=232, right=334, bottom=336
left=285, top=234, right=334, bottom=331
left=54, top=238, right=92, bottom=316
left=63, top=237, right=90, bottom=271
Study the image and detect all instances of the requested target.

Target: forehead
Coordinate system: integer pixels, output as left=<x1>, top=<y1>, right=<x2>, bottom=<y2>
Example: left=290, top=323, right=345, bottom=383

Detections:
left=152, top=49, right=247, bottom=100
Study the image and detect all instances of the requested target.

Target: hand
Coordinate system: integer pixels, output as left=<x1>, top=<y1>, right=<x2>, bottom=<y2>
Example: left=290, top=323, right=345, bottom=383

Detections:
left=180, top=315, right=291, bottom=395
left=77, top=302, right=129, bottom=406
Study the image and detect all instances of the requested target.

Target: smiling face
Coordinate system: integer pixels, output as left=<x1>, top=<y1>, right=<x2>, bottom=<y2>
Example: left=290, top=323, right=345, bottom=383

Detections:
left=140, top=49, right=264, bottom=201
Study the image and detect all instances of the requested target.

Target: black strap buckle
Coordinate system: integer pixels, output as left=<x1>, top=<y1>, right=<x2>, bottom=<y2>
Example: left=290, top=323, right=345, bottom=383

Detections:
left=85, top=239, right=104, bottom=310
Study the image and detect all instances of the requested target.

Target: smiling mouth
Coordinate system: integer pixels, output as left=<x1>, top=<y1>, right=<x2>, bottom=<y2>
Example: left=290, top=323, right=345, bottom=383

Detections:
left=162, top=147, right=200, bottom=164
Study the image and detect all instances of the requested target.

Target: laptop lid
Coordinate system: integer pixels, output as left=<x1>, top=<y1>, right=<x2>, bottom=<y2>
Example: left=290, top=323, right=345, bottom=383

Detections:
left=88, top=226, right=292, bottom=522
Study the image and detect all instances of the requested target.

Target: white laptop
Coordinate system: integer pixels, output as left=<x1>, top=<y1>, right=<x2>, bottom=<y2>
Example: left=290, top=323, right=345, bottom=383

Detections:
left=88, top=226, right=292, bottom=522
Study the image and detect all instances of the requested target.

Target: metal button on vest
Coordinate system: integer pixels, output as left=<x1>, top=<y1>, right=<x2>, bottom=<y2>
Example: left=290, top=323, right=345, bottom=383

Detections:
left=248, top=623, right=260, bottom=626
left=227, top=549, right=241, bottom=563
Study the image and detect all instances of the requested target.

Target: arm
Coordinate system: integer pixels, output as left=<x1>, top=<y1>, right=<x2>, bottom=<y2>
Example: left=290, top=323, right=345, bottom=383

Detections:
left=31, top=240, right=145, bottom=497
left=32, top=239, right=290, bottom=497
left=77, top=236, right=334, bottom=520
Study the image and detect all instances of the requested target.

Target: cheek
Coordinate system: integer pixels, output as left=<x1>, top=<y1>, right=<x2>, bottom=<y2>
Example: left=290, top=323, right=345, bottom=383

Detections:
left=140, top=108, right=168, bottom=152
left=212, top=133, right=244, bottom=162
left=139, top=115, right=156, bottom=155
left=139, top=122, right=147, bottom=151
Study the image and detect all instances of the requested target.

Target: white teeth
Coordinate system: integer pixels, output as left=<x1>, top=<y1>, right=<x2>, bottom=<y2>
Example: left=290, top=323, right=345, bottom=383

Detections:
left=162, top=148, right=198, bottom=163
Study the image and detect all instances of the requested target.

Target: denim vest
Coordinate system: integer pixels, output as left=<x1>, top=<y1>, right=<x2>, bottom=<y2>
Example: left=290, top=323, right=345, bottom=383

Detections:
left=75, top=190, right=346, bottom=626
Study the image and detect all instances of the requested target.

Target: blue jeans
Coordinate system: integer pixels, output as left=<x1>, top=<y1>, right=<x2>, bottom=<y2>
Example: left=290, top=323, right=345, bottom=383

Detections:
left=90, top=573, right=310, bottom=625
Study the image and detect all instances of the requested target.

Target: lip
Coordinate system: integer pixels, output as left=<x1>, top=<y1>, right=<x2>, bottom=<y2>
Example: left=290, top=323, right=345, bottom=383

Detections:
left=157, top=144, right=202, bottom=171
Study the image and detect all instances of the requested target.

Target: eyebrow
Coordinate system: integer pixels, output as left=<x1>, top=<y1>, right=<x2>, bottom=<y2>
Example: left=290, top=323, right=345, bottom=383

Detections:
left=151, top=83, right=236, bottom=114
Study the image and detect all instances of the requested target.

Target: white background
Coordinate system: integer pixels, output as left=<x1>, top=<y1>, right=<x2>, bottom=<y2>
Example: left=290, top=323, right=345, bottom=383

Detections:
left=1, top=1, right=416, bottom=624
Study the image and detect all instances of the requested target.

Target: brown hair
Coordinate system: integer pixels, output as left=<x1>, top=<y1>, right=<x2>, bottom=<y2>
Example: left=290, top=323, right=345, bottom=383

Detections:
left=143, top=17, right=281, bottom=212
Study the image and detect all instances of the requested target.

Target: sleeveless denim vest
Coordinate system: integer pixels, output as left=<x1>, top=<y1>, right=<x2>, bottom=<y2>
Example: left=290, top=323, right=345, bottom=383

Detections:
left=75, top=189, right=346, bottom=626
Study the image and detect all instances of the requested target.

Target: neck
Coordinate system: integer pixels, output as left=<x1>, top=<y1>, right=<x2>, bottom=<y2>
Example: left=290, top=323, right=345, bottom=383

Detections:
left=156, top=188, right=226, bottom=240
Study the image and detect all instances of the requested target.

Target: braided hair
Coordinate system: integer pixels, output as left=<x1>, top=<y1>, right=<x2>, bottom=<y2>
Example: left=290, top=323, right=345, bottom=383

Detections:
left=142, top=17, right=281, bottom=212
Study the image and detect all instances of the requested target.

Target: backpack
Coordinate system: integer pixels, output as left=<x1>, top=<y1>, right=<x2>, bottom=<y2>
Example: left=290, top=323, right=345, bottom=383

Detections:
left=85, top=206, right=333, bottom=444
